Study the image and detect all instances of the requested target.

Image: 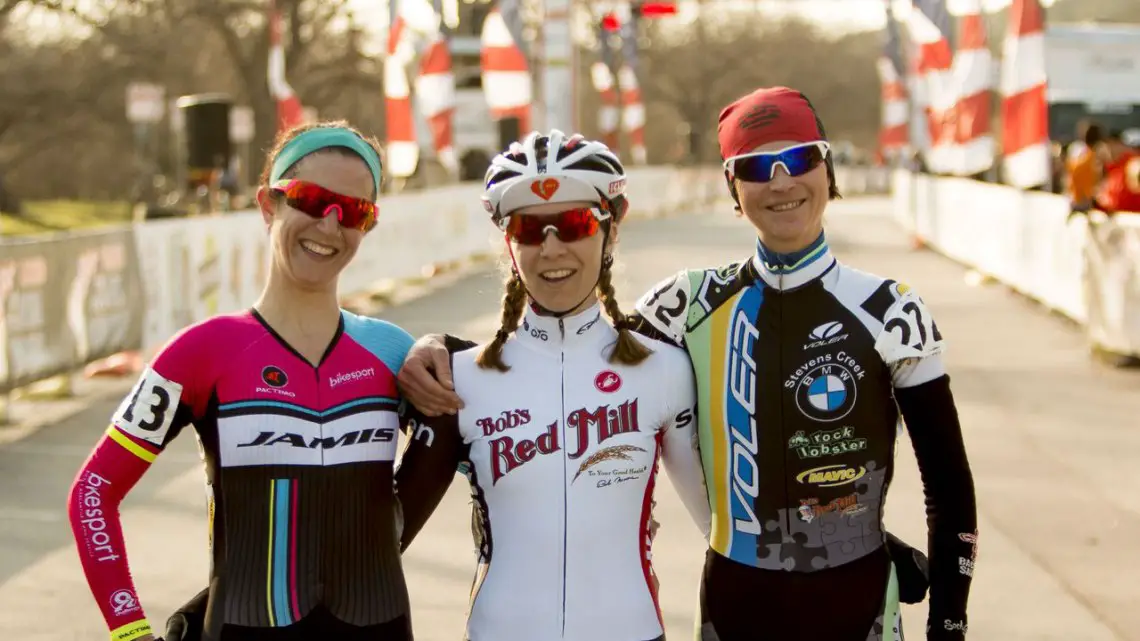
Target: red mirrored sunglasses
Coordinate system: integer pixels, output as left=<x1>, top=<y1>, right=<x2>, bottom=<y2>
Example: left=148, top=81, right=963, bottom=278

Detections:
left=501, top=207, right=610, bottom=246
left=271, top=179, right=378, bottom=232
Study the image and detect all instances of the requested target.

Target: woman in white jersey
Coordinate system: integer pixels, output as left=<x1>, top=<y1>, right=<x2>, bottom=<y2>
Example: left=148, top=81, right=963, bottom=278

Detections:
left=395, top=130, right=712, bottom=641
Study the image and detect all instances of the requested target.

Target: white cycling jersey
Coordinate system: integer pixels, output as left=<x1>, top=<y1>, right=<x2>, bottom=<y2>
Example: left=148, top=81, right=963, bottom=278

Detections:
left=424, top=302, right=711, bottom=641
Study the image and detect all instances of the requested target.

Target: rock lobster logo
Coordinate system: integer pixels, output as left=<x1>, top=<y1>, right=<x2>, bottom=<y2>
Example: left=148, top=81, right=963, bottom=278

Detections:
left=530, top=178, right=560, bottom=200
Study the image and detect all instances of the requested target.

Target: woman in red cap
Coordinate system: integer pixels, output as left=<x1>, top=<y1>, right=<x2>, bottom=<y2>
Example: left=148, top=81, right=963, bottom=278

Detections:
left=399, top=87, right=978, bottom=641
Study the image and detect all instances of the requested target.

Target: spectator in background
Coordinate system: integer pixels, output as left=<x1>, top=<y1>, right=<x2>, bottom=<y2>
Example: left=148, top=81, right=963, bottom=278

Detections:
left=1095, top=129, right=1140, bottom=214
left=1065, top=122, right=1107, bottom=212
left=1049, top=141, right=1066, bottom=194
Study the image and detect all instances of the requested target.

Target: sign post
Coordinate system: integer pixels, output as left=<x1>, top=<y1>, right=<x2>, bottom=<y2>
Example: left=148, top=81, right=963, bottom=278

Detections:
left=126, top=83, right=166, bottom=215
left=126, top=83, right=166, bottom=125
left=230, top=106, right=255, bottom=190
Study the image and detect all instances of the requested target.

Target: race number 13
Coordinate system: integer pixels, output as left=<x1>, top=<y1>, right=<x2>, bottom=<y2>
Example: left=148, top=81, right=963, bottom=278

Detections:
left=113, top=367, right=183, bottom=445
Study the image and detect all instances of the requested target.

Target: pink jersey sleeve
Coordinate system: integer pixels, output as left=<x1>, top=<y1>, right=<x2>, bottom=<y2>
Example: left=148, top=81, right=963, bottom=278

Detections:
left=68, top=435, right=155, bottom=641
left=67, top=322, right=214, bottom=641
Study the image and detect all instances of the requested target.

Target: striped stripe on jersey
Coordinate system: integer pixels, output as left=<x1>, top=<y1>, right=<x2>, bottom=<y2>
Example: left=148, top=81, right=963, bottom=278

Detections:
left=218, top=396, right=400, bottom=422
left=267, top=478, right=301, bottom=626
left=106, top=425, right=161, bottom=463
left=688, top=284, right=765, bottom=565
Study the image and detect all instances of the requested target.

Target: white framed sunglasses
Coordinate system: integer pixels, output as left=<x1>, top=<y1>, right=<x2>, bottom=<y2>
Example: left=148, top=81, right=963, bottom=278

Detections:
left=724, top=141, right=831, bottom=183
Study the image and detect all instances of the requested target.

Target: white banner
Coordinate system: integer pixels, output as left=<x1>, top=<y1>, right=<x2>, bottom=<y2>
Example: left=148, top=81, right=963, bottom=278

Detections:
left=129, top=167, right=727, bottom=354
left=133, top=215, right=269, bottom=350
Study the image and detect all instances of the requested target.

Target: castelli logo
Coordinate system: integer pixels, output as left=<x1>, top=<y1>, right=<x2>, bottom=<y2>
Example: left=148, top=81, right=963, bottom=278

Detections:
left=594, top=370, right=622, bottom=393
left=530, top=178, right=560, bottom=200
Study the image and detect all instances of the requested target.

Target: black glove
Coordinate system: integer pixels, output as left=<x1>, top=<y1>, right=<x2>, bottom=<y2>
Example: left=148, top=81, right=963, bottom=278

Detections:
left=164, top=587, right=209, bottom=641
left=886, top=531, right=930, bottom=605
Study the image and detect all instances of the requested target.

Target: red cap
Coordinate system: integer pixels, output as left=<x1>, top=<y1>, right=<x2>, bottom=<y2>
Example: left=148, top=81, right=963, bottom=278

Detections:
left=717, top=87, right=824, bottom=160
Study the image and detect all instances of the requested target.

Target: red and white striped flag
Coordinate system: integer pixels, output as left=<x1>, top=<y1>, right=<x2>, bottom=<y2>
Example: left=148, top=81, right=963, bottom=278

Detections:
left=946, top=0, right=994, bottom=175
left=591, top=19, right=620, bottom=149
left=267, top=2, right=304, bottom=135
left=481, top=6, right=532, bottom=134
left=590, top=60, right=620, bottom=149
left=909, top=0, right=995, bottom=175
left=618, top=12, right=646, bottom=165
left=385, top=16, right=419, bottom=178
left=908, top=0, right=955, bottom=170
left=878, top=0, right=909, bottom=155
left=416, top=34, right=457, bottom=175
left=617, top=65, right=646, bottom=164
left=1000, top=0, right=1050, bottom=188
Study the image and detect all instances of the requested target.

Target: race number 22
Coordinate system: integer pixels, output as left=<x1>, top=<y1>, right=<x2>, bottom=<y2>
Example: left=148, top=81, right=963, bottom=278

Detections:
left=878, top=294, right=944, bottom=362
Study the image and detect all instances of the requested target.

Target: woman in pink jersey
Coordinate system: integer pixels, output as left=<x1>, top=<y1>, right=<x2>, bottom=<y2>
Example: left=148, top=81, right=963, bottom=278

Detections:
left=66, top=121, right=439, bottom=641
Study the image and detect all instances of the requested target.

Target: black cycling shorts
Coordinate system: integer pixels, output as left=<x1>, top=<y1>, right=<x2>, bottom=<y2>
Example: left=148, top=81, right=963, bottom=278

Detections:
left=698, top=545, right=893, bottom=641
left=208, top=606, right=412, bottom=641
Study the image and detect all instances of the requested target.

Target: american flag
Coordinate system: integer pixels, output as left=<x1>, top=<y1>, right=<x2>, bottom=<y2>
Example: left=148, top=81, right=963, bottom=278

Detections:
left=877, top=0, right=910, bottom=156
left=1000, top=0, right=1051, bottom=188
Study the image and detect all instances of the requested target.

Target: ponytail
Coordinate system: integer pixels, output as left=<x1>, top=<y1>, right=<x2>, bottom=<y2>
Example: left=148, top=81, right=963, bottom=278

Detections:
left=475, top=271, right=528, bottom=371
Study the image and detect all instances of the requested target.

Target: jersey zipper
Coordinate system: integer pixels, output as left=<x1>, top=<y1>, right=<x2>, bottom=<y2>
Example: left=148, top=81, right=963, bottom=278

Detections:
left=558, top=317, right=569, bottom=638
left=313, top=366, right=325, bottom=602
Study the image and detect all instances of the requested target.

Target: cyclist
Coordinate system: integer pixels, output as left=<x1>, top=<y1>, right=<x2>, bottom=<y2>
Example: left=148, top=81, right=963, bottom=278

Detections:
left=400, top=129, right=711, bottom=641
left=398, top=87, right=978, bottom=641
left=67, top=121, right=446, bottom=641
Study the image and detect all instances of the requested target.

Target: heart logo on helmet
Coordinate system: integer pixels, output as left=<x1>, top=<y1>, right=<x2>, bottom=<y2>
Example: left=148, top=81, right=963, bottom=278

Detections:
left=530, top=178, right=560, bottom=200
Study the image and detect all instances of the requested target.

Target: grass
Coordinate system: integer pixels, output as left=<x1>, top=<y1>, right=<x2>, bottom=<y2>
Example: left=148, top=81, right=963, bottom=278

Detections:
left=0, top=200, right=132, bottom=237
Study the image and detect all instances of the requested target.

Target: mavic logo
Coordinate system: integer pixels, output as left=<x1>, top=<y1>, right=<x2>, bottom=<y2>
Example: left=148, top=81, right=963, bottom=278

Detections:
left=803, top=321, right=848, bottom=350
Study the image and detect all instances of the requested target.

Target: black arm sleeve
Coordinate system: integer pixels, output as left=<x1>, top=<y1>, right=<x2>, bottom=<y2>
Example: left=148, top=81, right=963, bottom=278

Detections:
left=894, top=374, right=978, bottom=640
left=395, top=406, right=461, bottom=552
left=622, top=312, right=685, bottom=348
left=394, top=334, right=474, bottom=552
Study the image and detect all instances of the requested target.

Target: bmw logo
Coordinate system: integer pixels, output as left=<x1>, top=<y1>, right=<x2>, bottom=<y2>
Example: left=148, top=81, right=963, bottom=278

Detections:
left=794, top=363, right=857, bottom=422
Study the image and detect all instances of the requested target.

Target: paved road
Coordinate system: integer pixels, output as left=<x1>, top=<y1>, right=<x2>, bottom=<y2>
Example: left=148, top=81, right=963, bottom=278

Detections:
left=1, top=196, right=1137, bottom=641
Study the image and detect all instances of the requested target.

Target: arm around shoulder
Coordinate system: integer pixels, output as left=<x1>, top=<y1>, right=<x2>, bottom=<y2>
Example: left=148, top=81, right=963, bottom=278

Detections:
left=394, top=338, right=473, bottom=550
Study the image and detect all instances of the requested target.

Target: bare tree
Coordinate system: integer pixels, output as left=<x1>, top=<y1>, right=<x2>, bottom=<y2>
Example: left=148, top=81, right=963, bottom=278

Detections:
left=0, top=0, right=386, bottom=203
left=629, top=7, right=882, bottom=163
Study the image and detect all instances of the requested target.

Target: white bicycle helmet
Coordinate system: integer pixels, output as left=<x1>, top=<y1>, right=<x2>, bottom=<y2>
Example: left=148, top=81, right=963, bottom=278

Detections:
left=482, top=129, right=628, bottom=224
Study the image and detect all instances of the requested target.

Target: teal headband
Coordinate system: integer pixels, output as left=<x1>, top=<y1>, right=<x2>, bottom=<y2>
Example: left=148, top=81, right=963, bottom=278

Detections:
left=270, top=127, right=383, bottom=196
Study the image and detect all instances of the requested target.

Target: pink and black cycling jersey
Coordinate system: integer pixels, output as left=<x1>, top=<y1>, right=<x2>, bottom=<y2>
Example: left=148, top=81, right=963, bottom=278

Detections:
left=67, top=309, right=416, bottom=640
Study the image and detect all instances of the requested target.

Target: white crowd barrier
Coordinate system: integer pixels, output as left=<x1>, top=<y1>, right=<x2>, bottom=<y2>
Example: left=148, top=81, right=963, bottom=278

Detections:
left=0, top=164, right=895, bottom=396
left=891, top=170, right=1140, bottom=360
left=133, top=166, right=727, bottom=353
left=836, top=165, right=892, bottom=195
left=135, top=165, right=886, bottom=352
